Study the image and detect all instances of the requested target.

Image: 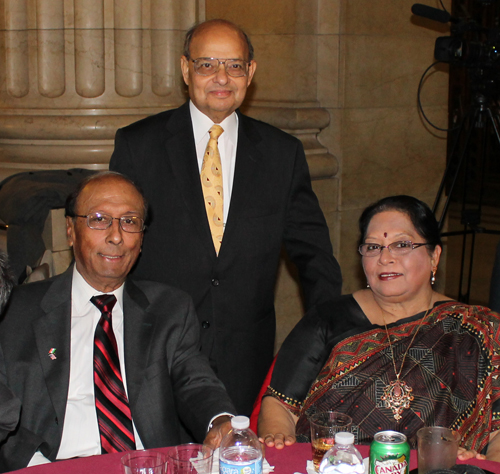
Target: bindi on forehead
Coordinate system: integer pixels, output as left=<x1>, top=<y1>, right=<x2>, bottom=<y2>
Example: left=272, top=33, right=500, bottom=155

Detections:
left=384, top=232, right=387, bottom=238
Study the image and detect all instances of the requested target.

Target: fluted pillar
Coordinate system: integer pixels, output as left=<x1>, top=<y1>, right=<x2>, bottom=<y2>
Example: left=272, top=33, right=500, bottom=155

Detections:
left=0, top=0, right=336, bottom=187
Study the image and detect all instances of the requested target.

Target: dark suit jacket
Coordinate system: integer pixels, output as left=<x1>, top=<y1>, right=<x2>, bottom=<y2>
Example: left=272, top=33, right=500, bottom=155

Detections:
left=0, top=350, right=19, bottom=444
left=109, top=102, right=342, bottom=415
left=0, top=267, right=235, bottom=472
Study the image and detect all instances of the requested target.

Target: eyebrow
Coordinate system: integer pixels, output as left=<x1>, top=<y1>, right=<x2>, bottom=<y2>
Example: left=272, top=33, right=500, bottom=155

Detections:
left=364, top=232, right=416, bottom=241
left=90, top=210, right=143, bottom=216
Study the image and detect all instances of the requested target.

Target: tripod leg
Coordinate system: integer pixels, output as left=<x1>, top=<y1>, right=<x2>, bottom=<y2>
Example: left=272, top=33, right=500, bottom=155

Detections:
left=467, top=232, right=477, bottom=304
left=458, top=222, right=469, bottom=302
left=435, top=108, right=481, bottom=231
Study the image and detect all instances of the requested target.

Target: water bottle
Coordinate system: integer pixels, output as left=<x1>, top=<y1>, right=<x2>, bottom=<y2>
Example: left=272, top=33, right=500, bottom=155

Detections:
left=219, top=415, right=263, bottom=474
left=319, top=432, right=365, bottom=474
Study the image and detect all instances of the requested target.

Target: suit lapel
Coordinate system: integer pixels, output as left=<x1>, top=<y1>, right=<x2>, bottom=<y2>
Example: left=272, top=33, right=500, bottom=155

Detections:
left=223, top=112, right=263, bottom=244
left=164, top=106, right=264, bottom=256
left=122, top=279, right=155, bottom=410
left=35, top=268, right=73, bottom=428
left=164, top=103, right=215, bottom=255
left=34, top=273, right=154, bottom=436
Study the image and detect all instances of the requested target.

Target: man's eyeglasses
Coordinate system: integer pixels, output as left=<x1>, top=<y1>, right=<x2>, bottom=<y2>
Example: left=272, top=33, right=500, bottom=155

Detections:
left=191, top=57, right=250, bottom=77
left=358, top=240, right=428, bottom=257
left=73, top=212, right=145, bottom=233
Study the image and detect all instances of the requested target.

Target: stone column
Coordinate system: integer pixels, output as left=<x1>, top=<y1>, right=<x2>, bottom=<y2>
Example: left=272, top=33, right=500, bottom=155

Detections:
left=0, top=0, right=200, bottom=181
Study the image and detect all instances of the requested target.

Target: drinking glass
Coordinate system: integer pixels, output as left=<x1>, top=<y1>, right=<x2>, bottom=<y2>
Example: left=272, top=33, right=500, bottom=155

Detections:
left=168, top=443, right=214, bottom=474
left=417, top=426, right=461, bottom=474
left=309, top=411, right=352, bottom=471
left=121, top=449, right=168, bottom=474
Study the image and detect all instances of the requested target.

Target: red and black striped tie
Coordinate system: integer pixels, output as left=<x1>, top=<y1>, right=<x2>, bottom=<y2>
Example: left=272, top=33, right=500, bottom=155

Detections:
left=91, top=294, right=136, bottom=453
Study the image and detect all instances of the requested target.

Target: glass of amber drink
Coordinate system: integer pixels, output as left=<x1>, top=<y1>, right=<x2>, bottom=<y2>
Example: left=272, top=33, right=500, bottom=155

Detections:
left=309, top=411, right=352, bottom=471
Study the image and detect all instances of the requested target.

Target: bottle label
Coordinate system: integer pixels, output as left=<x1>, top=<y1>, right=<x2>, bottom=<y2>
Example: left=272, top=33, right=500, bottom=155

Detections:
left=220, top=459, right=262, bottom=474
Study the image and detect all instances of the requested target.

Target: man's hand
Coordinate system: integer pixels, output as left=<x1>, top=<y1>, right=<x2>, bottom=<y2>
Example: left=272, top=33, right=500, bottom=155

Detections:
left=203, top=416, right=233, bottom=450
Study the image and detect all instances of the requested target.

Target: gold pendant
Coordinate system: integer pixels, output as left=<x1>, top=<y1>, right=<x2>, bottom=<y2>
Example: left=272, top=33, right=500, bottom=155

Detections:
left=381, top=379, right=414, bottom=421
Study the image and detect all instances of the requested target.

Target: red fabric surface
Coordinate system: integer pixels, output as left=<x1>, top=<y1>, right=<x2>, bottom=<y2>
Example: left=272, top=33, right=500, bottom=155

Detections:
left=250, top=355, right=277, bottom=433
left=7, top=442, right=500, bottom=474
left=264, top=443, right=500, bottom=474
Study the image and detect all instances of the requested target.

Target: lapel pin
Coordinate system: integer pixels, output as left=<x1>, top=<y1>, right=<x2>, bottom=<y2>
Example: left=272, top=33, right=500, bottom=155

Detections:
left=48, top=348, right=57, bottom=360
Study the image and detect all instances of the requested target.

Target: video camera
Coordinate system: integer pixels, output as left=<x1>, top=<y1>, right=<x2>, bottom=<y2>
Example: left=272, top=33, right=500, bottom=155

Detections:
left=412, top=3, right=500, bottom=68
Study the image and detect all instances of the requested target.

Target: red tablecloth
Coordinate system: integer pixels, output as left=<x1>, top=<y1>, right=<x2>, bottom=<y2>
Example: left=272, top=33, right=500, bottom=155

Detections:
left=8, top=443, right=500, bottom=474
left=264, top=443, right=500, bottom=474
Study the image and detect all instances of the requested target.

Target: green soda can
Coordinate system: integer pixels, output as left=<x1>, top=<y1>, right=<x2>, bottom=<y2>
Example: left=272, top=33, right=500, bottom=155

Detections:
left=369, top=431, right=410, bottom=474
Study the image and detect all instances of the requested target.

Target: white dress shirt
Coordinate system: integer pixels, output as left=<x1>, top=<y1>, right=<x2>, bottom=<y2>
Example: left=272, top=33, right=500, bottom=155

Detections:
left=28, top=267, right=230, bottom=466
left=29, top=267, right=144, bottom=465
left=190, top=101, right=239, bottom=224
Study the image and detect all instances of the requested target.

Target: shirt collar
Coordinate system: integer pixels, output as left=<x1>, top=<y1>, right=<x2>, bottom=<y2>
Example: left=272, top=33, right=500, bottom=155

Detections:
left=189, top=101, right=238, bottom=146
left=72, top=266, right=125, bottom=316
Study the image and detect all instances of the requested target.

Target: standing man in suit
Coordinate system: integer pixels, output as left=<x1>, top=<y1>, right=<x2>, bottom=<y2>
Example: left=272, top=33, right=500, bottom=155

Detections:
left=110, top=19, right=342, bottom=416
left=0, top=172, right=234, bottom=472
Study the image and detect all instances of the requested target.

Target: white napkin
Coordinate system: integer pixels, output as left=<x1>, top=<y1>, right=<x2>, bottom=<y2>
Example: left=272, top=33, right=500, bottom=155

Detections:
left=305, top=457, right=369, bottom=474
left=212, top=448, right=274, bottom=474
left=306, top=459, right=316, bottom=474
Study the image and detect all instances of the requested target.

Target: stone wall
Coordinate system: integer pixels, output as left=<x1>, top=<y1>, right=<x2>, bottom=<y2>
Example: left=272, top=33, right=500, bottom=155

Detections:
left=0, top=0, right=450, bottom=351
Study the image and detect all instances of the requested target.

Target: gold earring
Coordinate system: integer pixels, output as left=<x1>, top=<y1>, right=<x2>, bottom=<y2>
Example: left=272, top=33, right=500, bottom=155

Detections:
left=431, top=269, right=436, bottom=285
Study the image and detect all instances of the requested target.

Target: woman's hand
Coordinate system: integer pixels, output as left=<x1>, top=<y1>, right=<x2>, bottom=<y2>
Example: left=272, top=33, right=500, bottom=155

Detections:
left=457, top=447, right=486, bottom=461
left=485, top=430, right=500, bottom=462
left=260, top=432, right=296, bottom=449
left=257, top=396, right=298, bottom=449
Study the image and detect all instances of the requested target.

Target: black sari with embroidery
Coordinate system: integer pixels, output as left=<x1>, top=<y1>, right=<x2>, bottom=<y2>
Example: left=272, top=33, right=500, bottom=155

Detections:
left=265, top=295, right=500, bottom=451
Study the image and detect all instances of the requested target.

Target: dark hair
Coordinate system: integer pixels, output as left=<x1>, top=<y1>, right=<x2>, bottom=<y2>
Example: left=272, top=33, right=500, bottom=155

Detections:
left=358, top=195, right=442, bottom=251
left=183, top=19, right=255, bottom=62
left=0, top=250, right=14, bottom=314
left=64, top=171, right=148, bottom=222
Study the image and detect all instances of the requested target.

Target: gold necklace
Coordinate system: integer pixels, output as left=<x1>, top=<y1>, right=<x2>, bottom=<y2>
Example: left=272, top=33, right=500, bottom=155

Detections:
left=380, top=303, right=432, bottom=421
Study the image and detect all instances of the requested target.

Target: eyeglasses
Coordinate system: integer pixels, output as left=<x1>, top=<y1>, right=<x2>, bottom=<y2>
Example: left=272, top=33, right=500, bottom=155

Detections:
left=74, top=212, right=145, bottom=233
left=191, top=57, right=250, bottom=77
left=358, top=240, right=428, bottom=257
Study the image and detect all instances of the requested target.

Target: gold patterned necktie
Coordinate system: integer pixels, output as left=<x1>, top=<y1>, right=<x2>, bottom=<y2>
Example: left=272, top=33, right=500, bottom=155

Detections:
left=201, top=124, right=224, bottom=253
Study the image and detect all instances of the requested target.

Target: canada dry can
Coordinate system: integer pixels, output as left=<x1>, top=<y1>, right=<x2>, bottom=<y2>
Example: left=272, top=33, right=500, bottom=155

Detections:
left=369, top=431, right=410, bottom=474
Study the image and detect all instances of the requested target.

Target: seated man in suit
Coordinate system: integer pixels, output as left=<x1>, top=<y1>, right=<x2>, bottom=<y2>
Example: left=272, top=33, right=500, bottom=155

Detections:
left=0, top=251, right=20, bottom=443
left=0, top=172, right=235, bottom=472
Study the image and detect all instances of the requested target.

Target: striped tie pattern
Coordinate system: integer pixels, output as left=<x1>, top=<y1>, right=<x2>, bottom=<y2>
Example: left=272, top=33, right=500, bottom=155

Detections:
left=91, top=294, right=136, bottom=453
left=201, top=124, right=224, bottom=253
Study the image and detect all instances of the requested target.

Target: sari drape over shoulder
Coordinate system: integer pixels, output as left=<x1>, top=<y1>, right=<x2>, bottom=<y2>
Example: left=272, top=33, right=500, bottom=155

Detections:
left=266, top=297, right=500, bottom=451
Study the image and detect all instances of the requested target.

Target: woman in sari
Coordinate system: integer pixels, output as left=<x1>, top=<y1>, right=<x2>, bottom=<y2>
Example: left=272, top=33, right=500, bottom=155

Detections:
left=258, top=195, right=500, bottom=460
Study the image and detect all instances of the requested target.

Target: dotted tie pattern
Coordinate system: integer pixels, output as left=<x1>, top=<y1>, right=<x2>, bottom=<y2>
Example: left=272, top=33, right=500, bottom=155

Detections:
left=201, top=124, right=225, bottom=254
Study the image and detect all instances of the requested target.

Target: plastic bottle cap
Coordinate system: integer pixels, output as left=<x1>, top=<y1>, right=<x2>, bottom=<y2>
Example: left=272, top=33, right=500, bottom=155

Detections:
left=335, top=432, right=354, bottom=445
left=231, top=416, right=250, bottom=430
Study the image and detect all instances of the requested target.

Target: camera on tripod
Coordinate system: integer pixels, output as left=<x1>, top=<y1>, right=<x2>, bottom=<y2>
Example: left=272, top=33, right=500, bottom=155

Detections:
left=412, top=3, right=500, bottom=66
left=411, top=2, right=500, bottom=303
left=412, top=3, right=500, bottom=94
left=435, top=33, right=500, bottom=67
